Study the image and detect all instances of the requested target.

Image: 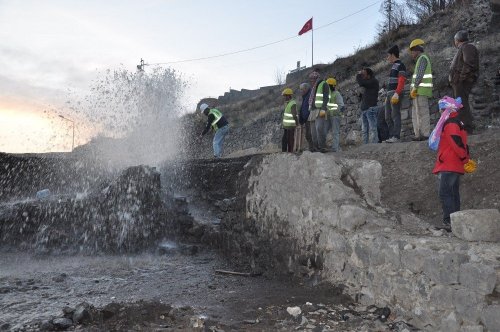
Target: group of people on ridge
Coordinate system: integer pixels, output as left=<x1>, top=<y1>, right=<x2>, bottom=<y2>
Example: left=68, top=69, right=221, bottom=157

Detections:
left=197, top=29, right=480, bottom=231
left=280, top=69, right=345, bottom=153
left=356, top=30, right=479, bottom=147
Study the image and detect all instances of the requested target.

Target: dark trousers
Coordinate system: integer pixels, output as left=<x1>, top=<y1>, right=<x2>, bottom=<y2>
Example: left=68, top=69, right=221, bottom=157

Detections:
left=282, top=128, right=295, bottom=152
left=452, top=81, right=474, bottom=134
left=377, top=105, right=390, bottom=143
left=438, top=172, right=461, bottom=224
left=304, top=121, right=317, bottom=151
left=385, top=91, right=402, bottom=139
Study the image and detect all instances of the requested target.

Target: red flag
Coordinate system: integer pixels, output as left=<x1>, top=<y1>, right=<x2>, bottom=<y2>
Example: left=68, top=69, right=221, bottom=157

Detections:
left=298, top=18, right=313, bottom=36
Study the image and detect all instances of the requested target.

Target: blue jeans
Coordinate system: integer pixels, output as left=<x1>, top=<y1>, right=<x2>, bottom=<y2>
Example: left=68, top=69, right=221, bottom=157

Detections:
left=325, top=114, right=341, bottom=151
left=361, top=107, right=379, bottom=144
left=438, top=172, right=461, bottom=224
left=385, top=90, right=402, bottom=139
left=213, top=125, right=229, bottom=158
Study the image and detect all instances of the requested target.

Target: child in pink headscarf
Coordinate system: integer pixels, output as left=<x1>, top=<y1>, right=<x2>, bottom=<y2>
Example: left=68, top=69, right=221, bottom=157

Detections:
left=428, top=96, right=463, bottom=151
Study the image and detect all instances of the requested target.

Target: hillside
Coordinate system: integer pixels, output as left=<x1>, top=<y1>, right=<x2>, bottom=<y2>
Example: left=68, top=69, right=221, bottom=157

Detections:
left=182, top=0, right=499, bottom=159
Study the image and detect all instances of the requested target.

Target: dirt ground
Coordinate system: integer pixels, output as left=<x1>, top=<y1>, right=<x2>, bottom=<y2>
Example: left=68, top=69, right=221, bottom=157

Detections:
left=0, top=249, right=410, bottom=331
left=342, top=127, right=500, bottom=227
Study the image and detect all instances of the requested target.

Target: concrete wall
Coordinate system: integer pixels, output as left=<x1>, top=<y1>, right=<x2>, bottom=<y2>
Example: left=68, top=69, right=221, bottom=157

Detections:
left=245, top=153, right=500, bottom=331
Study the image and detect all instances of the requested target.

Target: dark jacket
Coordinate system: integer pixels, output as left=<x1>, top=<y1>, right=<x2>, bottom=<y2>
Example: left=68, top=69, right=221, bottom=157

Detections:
left=356, top=73, right=379, bottom=110
left=450, top=42, right=479, bottom=84
left=433, top=112, right=470, bottom=175
left=387, top=60, right=407, bottom=94
left=300, top=89, right=311, bottom=124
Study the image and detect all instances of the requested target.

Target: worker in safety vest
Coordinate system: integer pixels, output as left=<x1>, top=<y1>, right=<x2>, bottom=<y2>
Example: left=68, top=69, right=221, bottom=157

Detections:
left=281, top=88, right=299, bottom=152
left=324, top=77, right=345, bottom=152
left=409, top=38, right=433, bottom=141
left=308, top=69, right=330, bottom=152
left=199, top=103, right=229, bottom=158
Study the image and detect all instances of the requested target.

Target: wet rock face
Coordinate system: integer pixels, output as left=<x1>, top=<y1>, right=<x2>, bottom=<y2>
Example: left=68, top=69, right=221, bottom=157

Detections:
left=0, top=165, right=169, bottom=253
left=0, top=153, right=112, bottom=202
left=245, top=152, right=384, bottom=276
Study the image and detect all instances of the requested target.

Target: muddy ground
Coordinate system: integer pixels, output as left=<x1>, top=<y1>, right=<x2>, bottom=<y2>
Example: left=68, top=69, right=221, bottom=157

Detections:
left=0, top=249, right=408, bottom=332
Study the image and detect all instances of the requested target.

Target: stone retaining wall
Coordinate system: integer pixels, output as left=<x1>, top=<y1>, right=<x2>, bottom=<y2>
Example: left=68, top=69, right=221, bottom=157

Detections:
left=245, top=153, right=500, bottom=331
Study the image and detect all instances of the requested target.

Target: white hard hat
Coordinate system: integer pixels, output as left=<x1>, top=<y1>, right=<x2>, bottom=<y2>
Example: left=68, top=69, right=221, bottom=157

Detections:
left=199, top=103, right=209, bottom=113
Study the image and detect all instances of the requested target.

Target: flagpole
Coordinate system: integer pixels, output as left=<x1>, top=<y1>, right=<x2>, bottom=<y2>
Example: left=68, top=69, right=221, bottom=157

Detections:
left=311, top=18, right=314, bottom=66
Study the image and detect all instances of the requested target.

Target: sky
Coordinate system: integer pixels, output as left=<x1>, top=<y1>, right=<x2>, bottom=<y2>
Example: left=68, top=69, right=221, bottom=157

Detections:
left=0, top=0, right=384, bottom=153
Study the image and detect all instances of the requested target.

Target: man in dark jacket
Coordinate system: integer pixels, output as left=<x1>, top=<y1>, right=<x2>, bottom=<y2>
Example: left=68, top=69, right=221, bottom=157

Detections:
left=432, top=97, right=470, bottom=230
left=449, top=30, right=479, bottom=134
left=299, top=82, right=312, bottom=151
left=356, top=67, right=380, bottom=144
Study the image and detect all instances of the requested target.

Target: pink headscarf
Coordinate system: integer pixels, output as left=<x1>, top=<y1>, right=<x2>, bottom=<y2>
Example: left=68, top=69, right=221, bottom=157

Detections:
left=429, top=96, right=463, bottom=148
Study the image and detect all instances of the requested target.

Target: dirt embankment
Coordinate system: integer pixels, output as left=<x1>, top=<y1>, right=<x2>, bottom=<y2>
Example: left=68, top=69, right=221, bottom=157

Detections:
left=343, top=127, right=500, bottom=225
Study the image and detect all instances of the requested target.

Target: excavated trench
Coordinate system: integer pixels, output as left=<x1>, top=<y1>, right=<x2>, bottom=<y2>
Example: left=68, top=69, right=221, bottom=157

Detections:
left=0, top=153, right=401, bottom=332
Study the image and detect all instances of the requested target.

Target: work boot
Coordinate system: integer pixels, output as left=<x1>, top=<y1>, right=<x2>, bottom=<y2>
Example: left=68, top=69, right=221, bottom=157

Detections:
left=442, top=219, right=452, bottom=232
left=385, top=137, right=400, bottom=143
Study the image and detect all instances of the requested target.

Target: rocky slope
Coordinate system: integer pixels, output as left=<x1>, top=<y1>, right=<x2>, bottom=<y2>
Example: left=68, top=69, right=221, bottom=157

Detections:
left=183, top=0, right=499, bottom=160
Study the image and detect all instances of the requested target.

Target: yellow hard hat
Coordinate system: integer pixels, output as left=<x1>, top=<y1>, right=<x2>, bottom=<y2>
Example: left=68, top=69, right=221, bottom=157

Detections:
left=282, top=88, right=293, bottom=96
left=409, top=38, right=425, bottom=50
left=464, top=159, right=477, bottom=173
left=326, top=78, right=337, bottom=86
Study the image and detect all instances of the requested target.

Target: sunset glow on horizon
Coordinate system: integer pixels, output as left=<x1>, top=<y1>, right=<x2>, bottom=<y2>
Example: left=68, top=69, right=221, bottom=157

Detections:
left=0, top=100, right=92, bottom=153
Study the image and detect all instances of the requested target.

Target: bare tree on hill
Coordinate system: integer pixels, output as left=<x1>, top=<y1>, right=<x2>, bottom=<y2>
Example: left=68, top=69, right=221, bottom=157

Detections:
left=405, top=0, right=458, bottom=20
left=377, top=0, right=469, bottom=40
left=378, top=0, right=414, bottom=36
left=274, top=68, right=286, bottom=86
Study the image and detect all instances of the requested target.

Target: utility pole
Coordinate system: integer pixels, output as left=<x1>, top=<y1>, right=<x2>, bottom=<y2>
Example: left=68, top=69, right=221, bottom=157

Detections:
left=387, top=0, right=393, bottom=32
left=389, top=0, right=392, bottom=32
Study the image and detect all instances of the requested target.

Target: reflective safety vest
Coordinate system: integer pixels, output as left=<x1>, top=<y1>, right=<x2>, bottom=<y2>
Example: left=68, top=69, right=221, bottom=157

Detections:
left=314, top=81, right=330, bottom=109
left=282, top=100, right=297, bottom=129
left=208, top=108, right=223, bottom=132
left=327, top=90, right=340, bottom=116
left=411, top=54, right=433, bottom=98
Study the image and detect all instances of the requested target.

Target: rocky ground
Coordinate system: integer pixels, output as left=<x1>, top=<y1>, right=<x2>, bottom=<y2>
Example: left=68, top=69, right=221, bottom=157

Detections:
left=342, top=125, right=500, bottom=227
left=0, top=249, right=415, bottom=332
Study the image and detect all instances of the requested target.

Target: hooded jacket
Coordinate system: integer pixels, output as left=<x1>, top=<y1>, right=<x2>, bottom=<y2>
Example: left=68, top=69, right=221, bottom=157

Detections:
left=433, top=112, right=470, bottom=174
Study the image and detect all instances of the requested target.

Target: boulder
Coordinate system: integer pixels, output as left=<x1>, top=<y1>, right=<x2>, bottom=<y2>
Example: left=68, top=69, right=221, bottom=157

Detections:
left=52, top=317, right=73, bottom=330
left=451, top=209, right=500, bottom=242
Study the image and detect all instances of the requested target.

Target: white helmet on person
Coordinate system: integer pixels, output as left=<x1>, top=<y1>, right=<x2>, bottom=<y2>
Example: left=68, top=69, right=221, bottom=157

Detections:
left=199, top=103, right=209, bottom=113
